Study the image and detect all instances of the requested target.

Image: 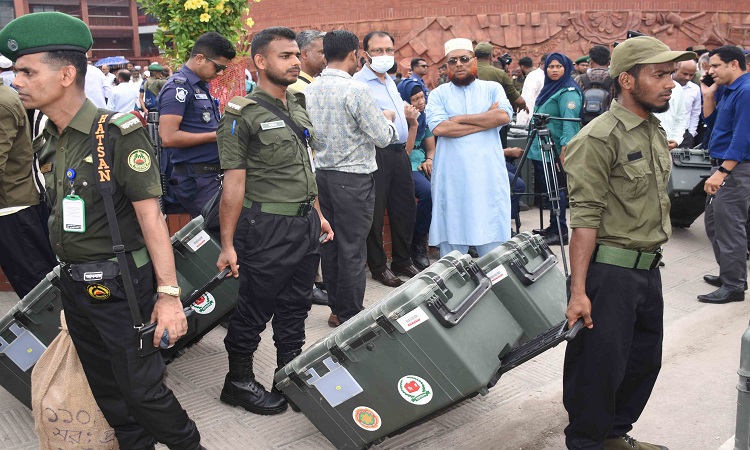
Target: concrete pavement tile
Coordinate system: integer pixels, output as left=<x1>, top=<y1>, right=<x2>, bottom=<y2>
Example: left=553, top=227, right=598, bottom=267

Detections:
left=0, top=410, right=34, bottom=448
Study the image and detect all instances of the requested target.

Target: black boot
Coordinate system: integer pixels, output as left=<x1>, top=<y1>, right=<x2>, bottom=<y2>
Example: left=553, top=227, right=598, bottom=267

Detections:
left=411, top=234, right=430, bottom=270
left=220, top=353, right=287, bottom=415
left=273, top=349, right=302, bottom=412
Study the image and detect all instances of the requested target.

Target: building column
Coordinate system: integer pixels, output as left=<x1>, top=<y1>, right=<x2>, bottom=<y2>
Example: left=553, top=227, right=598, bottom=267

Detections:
left=13, top=0, right=26, bottom=16
left=130, top=0, right=141, bottom=57
left=80, top=0, right=89, bottom=23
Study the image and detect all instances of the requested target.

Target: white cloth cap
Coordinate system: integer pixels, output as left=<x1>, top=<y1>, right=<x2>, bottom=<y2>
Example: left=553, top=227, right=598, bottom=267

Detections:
left=0, top=56, right=12, bottom=69
left=134, top=65, right=141, bottom=70
left=444, top=38, right=473, bottom=56
left=143, top=70, right=150, bottom=77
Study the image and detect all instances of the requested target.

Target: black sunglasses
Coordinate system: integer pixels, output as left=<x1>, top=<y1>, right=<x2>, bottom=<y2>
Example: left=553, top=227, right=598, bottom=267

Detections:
left=446, top=56, right=474, bottom=66
left=204, top=56, right=227, bottom=72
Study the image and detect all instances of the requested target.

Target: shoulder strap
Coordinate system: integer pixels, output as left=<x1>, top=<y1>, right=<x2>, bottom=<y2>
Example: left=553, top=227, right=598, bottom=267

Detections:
left=90, top=111, right=144, bottom=329
left=253, top=97, right=307, bottom=145
left=580, top=74, right=592, bottom=90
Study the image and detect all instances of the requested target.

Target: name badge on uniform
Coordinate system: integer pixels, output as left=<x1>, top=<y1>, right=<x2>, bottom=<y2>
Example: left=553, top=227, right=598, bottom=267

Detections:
left=260, top=120, right=285, bottom=130
left=202, top=111, right=211, bottom=123
left=62, top=195, right=86, bottom=233
left=195, top=93, right=208, bottom=100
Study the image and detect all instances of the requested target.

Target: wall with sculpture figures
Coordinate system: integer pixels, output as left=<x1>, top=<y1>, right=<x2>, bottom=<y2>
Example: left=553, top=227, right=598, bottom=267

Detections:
left=244, top=1, right=750, bottom=87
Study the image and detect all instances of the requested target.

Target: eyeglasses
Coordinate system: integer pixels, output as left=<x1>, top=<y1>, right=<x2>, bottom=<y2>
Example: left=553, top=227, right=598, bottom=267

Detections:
left=204, top=56, right=227, bottom=73
left=367, top=48, right=395, bottom=56
left=447, top=56, right=474, bottom=66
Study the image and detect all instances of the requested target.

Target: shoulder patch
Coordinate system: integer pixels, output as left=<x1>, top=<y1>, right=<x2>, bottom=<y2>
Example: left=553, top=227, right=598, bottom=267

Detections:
left=225, top=96, right=257, bottom=115
left=110, top=113, right=143, bottom=135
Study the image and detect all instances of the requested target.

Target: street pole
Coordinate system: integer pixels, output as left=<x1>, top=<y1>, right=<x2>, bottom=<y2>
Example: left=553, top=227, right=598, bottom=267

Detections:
left=734, top=321, right=750, bottom=450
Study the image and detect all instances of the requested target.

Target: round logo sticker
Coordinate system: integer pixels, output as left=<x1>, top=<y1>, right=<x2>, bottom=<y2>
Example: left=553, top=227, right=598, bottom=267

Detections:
left=87, top=284, right=111, bottom=301
left=190, top=292, right=215, bottom=315
left=397, top=375, right=433, bottom=405
left=128, top=149, right=151, bottom=172
left=352, top=406, right=381, bottom=431
left=567, top=100, right=577, bottom=110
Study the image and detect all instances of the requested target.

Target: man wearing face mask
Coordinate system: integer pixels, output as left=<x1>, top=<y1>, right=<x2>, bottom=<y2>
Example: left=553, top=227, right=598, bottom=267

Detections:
left=353, top=31, right=421, bottom=288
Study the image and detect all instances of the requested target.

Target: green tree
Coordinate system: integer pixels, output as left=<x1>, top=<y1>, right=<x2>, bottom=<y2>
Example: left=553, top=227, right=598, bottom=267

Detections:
left=137, top=0, right=257, bottom=66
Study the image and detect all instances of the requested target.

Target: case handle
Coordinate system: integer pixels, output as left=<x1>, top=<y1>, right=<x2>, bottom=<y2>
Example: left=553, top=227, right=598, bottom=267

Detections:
left=508, top=244, right=557, bottom=286
left=425, top=261, right=491, bottom=328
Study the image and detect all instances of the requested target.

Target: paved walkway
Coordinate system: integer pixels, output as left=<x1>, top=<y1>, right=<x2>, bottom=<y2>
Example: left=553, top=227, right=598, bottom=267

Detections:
left=0, top=208, right=747, bottom=450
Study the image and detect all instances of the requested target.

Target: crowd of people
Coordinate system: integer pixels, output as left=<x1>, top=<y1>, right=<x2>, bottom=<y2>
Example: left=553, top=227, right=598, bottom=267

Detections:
left=0, top=9, right=749, bottom=450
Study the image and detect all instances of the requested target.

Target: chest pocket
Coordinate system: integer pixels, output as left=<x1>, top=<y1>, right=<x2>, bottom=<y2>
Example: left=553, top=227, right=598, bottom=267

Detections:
left=256, top=128, right=296, bottom=166
left=618, top=158, right=652, bottom=200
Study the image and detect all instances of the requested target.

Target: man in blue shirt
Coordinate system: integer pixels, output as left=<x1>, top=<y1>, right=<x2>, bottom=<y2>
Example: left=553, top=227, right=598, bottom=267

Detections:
left=158, top=32, right=236, bottom=217
left=353, top=31, right=421, bottom=287
left=409, top=57, right=430, bottom=99
left=699, top=45, right=750, bottom=304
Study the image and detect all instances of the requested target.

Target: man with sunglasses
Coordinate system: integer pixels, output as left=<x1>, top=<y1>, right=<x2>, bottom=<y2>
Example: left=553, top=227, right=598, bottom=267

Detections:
left=158, top=32, right=236, bottom=217
left=425, top=38, right=513, bottom=258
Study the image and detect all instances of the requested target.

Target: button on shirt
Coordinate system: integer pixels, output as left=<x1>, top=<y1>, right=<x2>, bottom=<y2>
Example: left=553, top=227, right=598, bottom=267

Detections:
left=705, top=72, right=750, bottom=162
left=565, top=101, right=672, bottom=251
left=304, top=68, right=398, bottom=174
left=353, top=64, right=408, bottom=144
left=158, top=66, right=221, bottom=164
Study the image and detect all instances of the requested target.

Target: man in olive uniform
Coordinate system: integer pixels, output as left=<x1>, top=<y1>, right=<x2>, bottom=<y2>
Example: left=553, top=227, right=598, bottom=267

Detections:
left=216, top=26, right=333, bottom=416
left=563, top=37, right=694, bottom=450
left=139, top=62, right=166, bottom=113
left=0, top=12, right=203, bottom=450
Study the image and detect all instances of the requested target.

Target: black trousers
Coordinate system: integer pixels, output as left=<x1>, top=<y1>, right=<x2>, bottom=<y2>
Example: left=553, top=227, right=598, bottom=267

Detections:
left=316, top=170, right=375, bottom=322
left=0, top=203, right=57, bottom=298
left=60, top=259, right=200, bottom=450
left=563, top=262, right=663, bottom=449
left=366, top=145, right=416, bottom=274
left=224, top=203, right=320, bottom=356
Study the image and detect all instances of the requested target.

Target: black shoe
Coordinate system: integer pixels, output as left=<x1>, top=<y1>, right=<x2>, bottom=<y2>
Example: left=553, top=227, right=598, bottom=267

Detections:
left=411, top=234, right=430, bottom=271
left=273, top=350, right=302, bottom=412
left=391, top=263, right=420, bottom=278
left=697, top=287, right=745, bottom=304
left=468, top=246, right=479, bottom=258
left=703, top=275, right=748, bottom=290
left=311, top=286, right=328, bottom=305
left=544, top=231, right=569, bottom=246
left=314, top=281, right=327, bottom=291
left=532, top=227, right=553, bottom=236
left=220, top=354, right=287, bottom=415
left=372, top=268, right=404, bottom=287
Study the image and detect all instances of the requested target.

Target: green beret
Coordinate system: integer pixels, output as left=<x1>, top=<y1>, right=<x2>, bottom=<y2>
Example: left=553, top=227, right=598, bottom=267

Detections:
left=474, top=41, right=493, bottom=55
left=148, top=63, right=164, bottom=72
left=574, top=56, right=590, bottom=64
left=0, top=12, right=92, bottom=62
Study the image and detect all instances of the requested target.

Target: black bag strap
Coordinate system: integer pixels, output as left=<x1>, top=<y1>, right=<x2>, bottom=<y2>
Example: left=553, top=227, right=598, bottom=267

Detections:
left=253, top=97, right=308, bottom=145
left=90, top=112, right=144, bottom=329
left=580, top=73, right=592, bottom=90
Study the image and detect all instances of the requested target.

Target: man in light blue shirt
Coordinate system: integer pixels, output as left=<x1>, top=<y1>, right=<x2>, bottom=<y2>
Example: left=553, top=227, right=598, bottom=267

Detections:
left=353, top=31, right=420, bottom=288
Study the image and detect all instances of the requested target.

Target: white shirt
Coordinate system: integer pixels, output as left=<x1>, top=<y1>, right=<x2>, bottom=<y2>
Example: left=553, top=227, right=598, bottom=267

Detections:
left=0, top=71, right=14, bottom=87
left=680, top=80, right=701, bottom=137
left=85, top=65, right=110, bottom=108
left=516, top=67, right=545, bottom=126
left=106, top=82, right=140, bottom=113
left=104, top=72, right=116, bottom=86
left=654, top=82, right=686, bottom=144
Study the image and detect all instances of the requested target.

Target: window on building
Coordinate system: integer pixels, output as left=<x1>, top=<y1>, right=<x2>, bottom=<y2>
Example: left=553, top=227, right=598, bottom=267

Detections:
left=0, top=1, right=14, bottom=28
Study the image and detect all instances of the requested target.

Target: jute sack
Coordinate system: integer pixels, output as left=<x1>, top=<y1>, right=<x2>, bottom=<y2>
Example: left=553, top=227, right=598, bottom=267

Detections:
left=31, top=310, right=119, bottom=449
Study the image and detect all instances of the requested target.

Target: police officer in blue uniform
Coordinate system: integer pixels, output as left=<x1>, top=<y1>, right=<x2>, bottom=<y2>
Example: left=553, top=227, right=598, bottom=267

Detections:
left=158, top=32, right=236, bottom=217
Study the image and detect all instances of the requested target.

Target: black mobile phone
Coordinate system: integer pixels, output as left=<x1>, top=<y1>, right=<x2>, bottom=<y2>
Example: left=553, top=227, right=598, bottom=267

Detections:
left=702, top=72, right=714, bottom=87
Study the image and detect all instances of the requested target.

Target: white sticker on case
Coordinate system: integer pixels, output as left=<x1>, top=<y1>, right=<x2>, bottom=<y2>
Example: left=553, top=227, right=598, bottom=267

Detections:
left=396, top=306, right=429, bottom=332
left=487, top=264, right=508, bottom=285
left=187, top=230, right=211, bottom=252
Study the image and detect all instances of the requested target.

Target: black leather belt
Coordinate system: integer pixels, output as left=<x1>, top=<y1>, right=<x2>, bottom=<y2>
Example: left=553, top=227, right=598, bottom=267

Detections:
left=173, top=163, right=221, bottom=174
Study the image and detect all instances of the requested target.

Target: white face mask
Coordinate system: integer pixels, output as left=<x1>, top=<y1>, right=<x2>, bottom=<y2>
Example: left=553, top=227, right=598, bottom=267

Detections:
left=368, top=54, right=394, bottom=74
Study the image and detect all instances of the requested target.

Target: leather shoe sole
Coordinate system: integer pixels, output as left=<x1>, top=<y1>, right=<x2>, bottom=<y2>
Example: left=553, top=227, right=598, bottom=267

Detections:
left=372, top=269, right=404, bottom=287
left=703, top=275, right=748, bottom=290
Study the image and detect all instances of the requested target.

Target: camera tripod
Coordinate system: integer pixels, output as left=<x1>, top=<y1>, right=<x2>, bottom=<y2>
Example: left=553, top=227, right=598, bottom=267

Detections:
left=510, top=113, right=581, bottom=277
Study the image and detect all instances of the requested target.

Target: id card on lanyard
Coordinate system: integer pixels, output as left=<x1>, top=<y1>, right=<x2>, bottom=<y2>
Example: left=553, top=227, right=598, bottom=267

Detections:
left=62, top=168, right=86, bottom=233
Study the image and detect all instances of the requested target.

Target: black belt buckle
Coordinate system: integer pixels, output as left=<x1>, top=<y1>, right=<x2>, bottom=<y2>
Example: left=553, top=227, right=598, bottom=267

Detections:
left=297, top=199, right=314, bottom=216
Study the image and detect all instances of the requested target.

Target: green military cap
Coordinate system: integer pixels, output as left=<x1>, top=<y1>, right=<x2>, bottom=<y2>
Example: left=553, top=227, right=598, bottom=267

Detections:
left=148, top=63, right=164, bottom=72
left=610, top=36, right=696, bottom=79
left=474, top=41, right=493, bottom=56
left=574, top=55, right=590, bottom=64
left=0, top=12, right=92, bottom=62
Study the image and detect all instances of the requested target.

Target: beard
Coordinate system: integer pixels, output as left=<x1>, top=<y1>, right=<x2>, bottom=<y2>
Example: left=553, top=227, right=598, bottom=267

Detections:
left=266, top=65, right=299, bottom=87
left=632, top=79, right=671, bottom=114
left=448, top=66, right=477, bottom=87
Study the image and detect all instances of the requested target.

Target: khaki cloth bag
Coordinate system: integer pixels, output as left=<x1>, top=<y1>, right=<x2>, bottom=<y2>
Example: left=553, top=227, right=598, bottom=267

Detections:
left=31, top=311, right=119, bottom=449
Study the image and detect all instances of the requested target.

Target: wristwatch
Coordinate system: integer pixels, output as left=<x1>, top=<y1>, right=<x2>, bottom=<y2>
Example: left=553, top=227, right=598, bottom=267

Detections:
left=718, top=166, right=732, bottom=175
left=157, top=285, right=182, bottom=297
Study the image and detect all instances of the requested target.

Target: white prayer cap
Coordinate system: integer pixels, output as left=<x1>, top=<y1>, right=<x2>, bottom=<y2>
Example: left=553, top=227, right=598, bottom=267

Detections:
left=134, top=65, right=141, bottom=70
left=444, top=38, right=473, bottom=56
left=143, top=70, right=150, bottom=77
left=0, top=56, right=12, bottom=69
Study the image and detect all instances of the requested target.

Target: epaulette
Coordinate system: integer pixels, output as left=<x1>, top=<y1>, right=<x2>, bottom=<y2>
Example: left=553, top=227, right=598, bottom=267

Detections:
left=567, top=86, right=576, bottom=91
left=585, top=112, right=619, bottom=141
left=109, top=112, right=143, bottom=135
left=172, top=74, right=188, bottom=85
left=225, top=96, right=257, bottom=115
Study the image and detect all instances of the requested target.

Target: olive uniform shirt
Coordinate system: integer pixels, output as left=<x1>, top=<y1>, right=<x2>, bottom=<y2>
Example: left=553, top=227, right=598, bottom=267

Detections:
left=565, top=100, right=672, bottom=251
left=40, top=100, right=162, bottom=263
left=217, top=88, right=317, bottom=204
left=0, top=85, right=39, bottom=209
left=476, top=61, right=521, bottom=103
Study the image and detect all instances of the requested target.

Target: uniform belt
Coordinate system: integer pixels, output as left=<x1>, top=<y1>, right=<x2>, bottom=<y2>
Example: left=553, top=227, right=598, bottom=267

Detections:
left=59, top=247, right=151, bottom=271
left=173, top=163, right=221, bottom=174
left=711, top=158, right=725, bottom=167
left=592, top=244, right=662, bottom=270
left=242, top=198, right=316, bottom=217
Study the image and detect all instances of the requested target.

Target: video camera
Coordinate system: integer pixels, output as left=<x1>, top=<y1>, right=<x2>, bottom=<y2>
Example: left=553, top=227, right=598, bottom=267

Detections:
left=498, top=53, right=513, bottom=69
